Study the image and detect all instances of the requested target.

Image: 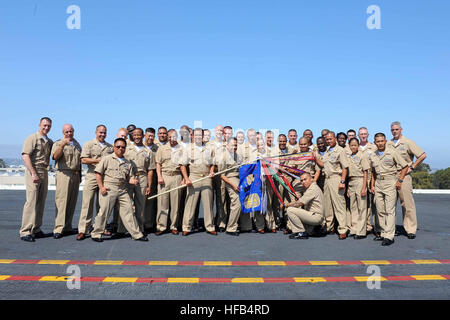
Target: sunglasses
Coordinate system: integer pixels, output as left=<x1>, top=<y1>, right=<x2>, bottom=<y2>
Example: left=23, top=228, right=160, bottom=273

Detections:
left=115, top=145, right=126, bottom=149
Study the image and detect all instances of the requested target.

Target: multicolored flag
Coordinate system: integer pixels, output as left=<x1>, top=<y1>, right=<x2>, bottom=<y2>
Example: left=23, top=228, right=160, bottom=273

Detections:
left=238, top=161, right=262, bottom=213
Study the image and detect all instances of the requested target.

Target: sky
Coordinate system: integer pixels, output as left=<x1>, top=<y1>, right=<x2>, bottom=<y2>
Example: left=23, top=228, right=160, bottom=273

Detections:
left=0, top=1, right=449, bottom=169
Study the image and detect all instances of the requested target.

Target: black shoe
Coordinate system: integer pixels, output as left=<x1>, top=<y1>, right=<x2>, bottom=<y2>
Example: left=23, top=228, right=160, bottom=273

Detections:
left=20, top=235, right=35, bottom=242
left=407, top=233, right=416, bottom=239
left=134, top=236, right=149, bottom=242
left=289, top=232, right=309, bottom=239
left=395, top=230, right=405, bottom=236
left=110, top=233, right=127, bottom=239
left=226, top=231, right=239, bottom=236
left=53, top=233, right=63, bottom=239
left=381, top=238, right=394, bottom=246
left=354, top=235, right=366, bottom=240
left=91, top=237, right=103, bottom=242
left=33, top=231, right=45, bottom=239
left=218, top=227, right=226, bottom=233
left=348, top=233, right=354, bottom=237
left=373, top=235, right=384, bottom=241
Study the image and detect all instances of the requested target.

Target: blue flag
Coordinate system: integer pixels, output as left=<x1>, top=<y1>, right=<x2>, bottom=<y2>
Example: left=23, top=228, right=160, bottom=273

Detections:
left=239, top=160, right=262, bottom=213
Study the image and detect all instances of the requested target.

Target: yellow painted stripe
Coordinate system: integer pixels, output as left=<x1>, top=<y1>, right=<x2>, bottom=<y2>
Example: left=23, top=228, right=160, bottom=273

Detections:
left=294, top=277, right=326, bottom=283
left=354, top=276, right=387, bottom=282
left=361, top=260, right=391, bottom=265
left=38, top=260, right=70, bottom=265
left=204, top=261, right=232, bottom=266
left=103, top=277, right=138, bottom=283
left=93, top=260, right=124, bottom=265
left=0, top=275, right=11, bottom=280
left=149, top=261, right=178, bottom=266
left=0, top=259, right=15, bottom=264
left=39, top=276, right=69, bottom=282
left=309, top=261, right=339, bottom=265
left=257, top=261, right=286, bottom=266
left=411, top=259, right=441, bottom=264
left=167, top=277, right=199, bottom=283
left=232, top=278, right=264, bottom=283
left=411, top=275, right=446, bottom=280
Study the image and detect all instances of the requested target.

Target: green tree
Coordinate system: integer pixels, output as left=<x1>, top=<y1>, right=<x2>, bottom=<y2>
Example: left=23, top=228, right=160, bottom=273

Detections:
left=411, top=162, right=433, bottom=189
left=432, top=168, right=450, bottom=189
left=0, top=159, right=6, bottom=168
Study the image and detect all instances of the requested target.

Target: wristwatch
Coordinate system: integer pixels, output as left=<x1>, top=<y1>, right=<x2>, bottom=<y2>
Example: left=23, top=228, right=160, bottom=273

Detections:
left=410, top=165, right=415, bottom=171
left=340, top=180, right=345, bottom=184
left=398, top=178, right=404, bottom=183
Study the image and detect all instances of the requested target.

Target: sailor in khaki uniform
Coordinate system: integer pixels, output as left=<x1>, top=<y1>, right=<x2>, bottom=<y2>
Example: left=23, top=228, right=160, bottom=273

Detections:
left=358, top=127, right=378, bottom=234
left=237, top=128, right=259, bottom=232
left=285, top=173, right=326, bottom=239
left=91, top=138, right=147, bottom=242
left=116, top=128, right=156, bottom=234
left=20, top=117, right=53, bottom=242
left=262, top=131, right=278, bottom=232
left=369, top=133, right=408, bottom=246
left=77, top=125, right=113, bottom=240
left=315, top=137, right=327, bottom=191
left=317, top=131, right=349, bottom=239
left=51, top=124, right=82, bottom=238
left=144, top=127, right=159, bottom=231
left=387, top=121, right=426, bottom=239
left=346, top=138, right=370, bottom=238
left=276, top=134, right=289, bottom=230
left=286, top=129, right=298, bottom=154
left=207, top=125, right=227, bottom=231
left=155, top=126, right=168, bottom=148
left=216, top=138, right=244, bottom=236
left=155, top=129, right=187, bottom=235
left=181, top=128, right=216, bottom=235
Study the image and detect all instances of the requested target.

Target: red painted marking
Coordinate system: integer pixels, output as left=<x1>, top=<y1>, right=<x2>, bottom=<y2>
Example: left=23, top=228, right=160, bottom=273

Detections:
left=384, top=276, right=415, bottom=281
left=389, top=260, right=415, bottom=265
left=199, top=278, right=232, bottom=283
left=438, top=260, right=450, bottom=264
left=285, top=261, right=311, bottom=266
left=80, top=277, right=107, bottom=282
left=442, top=275, right=450, bottom=280
left=67, top=260, right=95, bottom=265
left=12, top=260, right=40, bottom=264
left=337, top=261, right=363, bottom=265
left=177, top=261, right=203, bottom=266
left=263, top=277, right=295, bottom=283
left=122, top=261, right=149, bottom=266
left=7, top=275, right=42, bottom=281
left=323, top=276, right=356, bottom=282
left=232, top=261, right=259, bottom=266
left=135, top=278, right=168, bottom=283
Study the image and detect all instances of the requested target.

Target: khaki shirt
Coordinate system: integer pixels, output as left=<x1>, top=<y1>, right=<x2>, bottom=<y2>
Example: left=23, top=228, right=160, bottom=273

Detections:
left=80, top=139, right=113, bottom=173
left=286, top=143, right=298, bottom=154
left=369, top=147, right=408, bottom=177
left=387, top=136, right=425, bottom=170
left=182, top=143, right=214, bottom=176
left=237, top=141, right=258, bottom=163
left=299, top=182, right=324, bottom=216
left=323, top=145, right=349, bottom=177
left=344, top=144, right=352, bottom=156
left=95, top=154, right=136, bottom=187
left=51, top=139, right=82, bottom=171
left=154, top=140, right=168, bottom=148
left=216, top=149, right=243, bottom=178
left=287, top=151, right=319, bottom=176
left=155, top=143, right=184, bottom=174
left=125, top=143, right=156, bottom=174
left=359, top=142, right=377, bottom=156
left=347, top=151, right=370, bottom=178
left=22, top=132, right=53, bottom=171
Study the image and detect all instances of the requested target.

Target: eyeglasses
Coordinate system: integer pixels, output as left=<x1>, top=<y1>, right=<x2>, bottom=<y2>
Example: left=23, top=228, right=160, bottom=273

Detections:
left=115, top=146, right=126, bottom=149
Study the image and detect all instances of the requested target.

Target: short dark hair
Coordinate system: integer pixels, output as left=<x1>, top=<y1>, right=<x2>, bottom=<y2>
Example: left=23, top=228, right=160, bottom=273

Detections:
left=348, top=137, right=359, bottom=145
left=347, top=129, right=356, bottom=135
left=337, top=132, right=347, bottom=140
left=40, top=117, right=52, bottom=124
left=127, top=124, right=136, bottom=132
left=133, top=128, right=144, bottom=135
left=96, top=124, right=106, bottom=131
left=278, top=134, right=287, bottom=139
left=316, top=136, right=325, bottom=143
left=374, top=132, right=386, bottom=139
left=223, top=126, right=233, bottom=130
left=114, top=138, right=127, bottom=146
left=288, top=129, right=297, bottom=134
left=145, top=127, right=155, bottom=134
left=158, top=126, right=167, bottom=132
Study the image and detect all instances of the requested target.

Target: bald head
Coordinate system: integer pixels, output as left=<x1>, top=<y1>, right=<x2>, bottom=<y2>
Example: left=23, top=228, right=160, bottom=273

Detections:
left=298, top=137, right=310, bottom=152
left=62, top=124, right=74, bottom=140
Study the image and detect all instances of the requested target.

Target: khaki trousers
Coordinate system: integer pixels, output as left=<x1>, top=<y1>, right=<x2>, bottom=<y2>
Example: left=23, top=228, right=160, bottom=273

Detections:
left=91, top=184, right=143, bottom=239
left=156, top=173, right=182, bottom=232
left=374, top=177, right=397, bottom=241
left=225, top=177, right=241, bottom=233
left=366, top=190, right=379, bottom=233
left=117, top=175, right=147, bottom=233
left=78, top=173, right=99, bottom=234
left=145, top=173, right=158, bottom=229
left=264, top=183, right=276, bottom=230
left=182, top=174, right=214, bottom=232
left=348, top=178, right=367, bottom=236
left=287, top=207, right=324, bottom=234
left=54, top=171, right=80, bottom=234
left=20, top=170, right=48, bottom=237
left=324, top=175, right=347, bottom=235
left=397, top=174, right=417, bottom=234
left=213, top=175, right=228, bottom=228
left=283, top=176, right=298, bottom=230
